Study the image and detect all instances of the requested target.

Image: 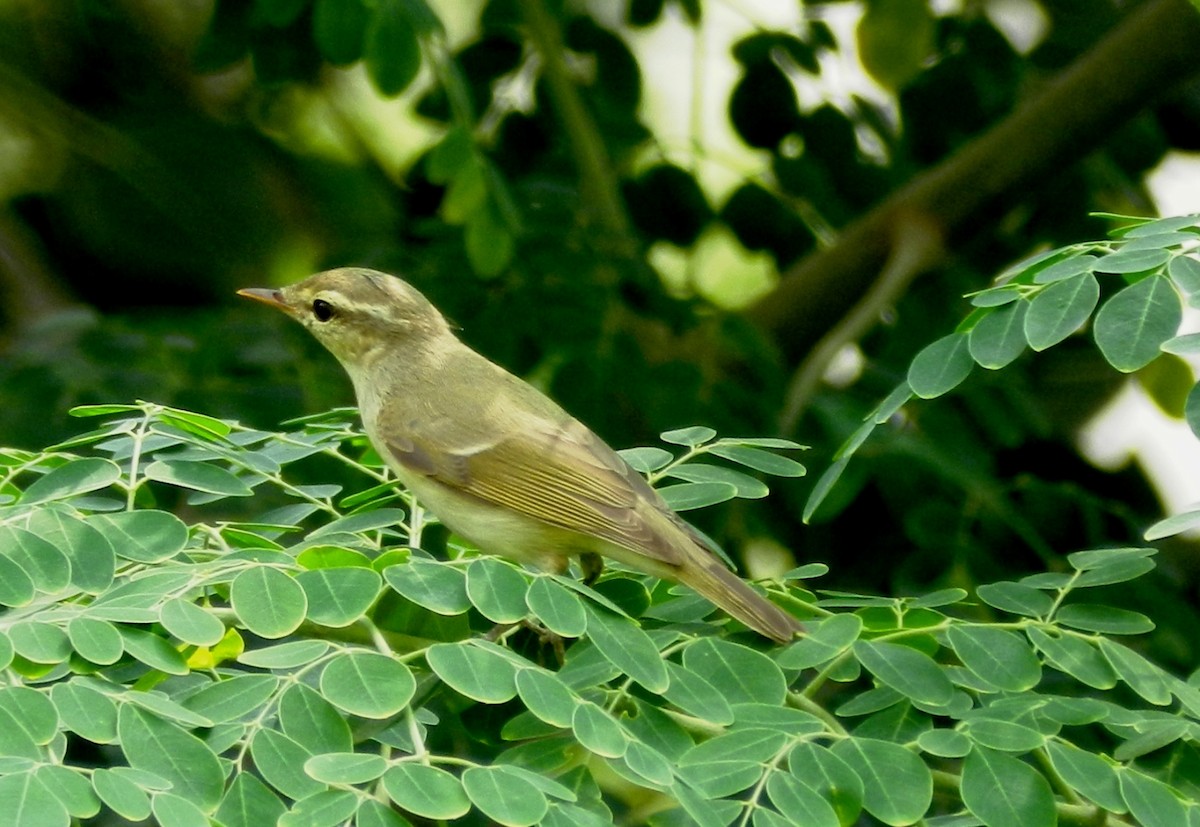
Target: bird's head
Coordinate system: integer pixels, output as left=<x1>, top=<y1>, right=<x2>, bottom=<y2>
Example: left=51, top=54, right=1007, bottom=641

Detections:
left=238, top=268, right=451, bottom=367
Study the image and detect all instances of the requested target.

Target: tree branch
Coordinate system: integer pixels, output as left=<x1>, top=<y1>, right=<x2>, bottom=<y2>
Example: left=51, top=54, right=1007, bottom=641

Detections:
left=748, top=0, right=1200, bottom=365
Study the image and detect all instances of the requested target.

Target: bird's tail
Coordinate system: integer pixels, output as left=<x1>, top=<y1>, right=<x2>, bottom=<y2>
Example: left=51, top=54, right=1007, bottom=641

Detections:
left=682, top=560, right=803, bottom=644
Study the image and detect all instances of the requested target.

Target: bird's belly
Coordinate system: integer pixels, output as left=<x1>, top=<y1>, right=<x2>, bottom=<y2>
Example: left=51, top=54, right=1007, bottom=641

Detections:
left=397, top=469, right=577, bottom=572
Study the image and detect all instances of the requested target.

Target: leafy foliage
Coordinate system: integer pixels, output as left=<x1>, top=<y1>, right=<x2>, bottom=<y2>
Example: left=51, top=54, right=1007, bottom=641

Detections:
left=0, top=395, right=1196, bottom=826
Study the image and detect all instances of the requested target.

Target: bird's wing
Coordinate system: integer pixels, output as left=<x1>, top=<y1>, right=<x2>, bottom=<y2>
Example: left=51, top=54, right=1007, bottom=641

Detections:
left=382, top=417, right=685, bottom=565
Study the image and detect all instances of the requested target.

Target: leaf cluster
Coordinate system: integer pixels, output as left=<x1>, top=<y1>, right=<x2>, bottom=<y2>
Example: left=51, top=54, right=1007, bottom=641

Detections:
left=0, top=398, right=1195, bottom=826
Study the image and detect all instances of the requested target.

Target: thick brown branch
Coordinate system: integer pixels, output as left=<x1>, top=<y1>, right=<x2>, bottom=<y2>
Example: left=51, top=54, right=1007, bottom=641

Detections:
left=748, top=0, right=1200, bottom=364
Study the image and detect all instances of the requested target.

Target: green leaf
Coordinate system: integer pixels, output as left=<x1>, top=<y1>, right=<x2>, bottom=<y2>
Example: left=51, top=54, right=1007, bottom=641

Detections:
left=684, top=637, right=785, bottom=704
left=20, top=458, right=121, bottom=505
left=466, top=557, right=529, bottom=623
left=92, top=768, right=152, bottom=821
left=0, top=686, right=58, bottom=746
left=515, top=668, right=577, bottom=728
left=969, top=301, right=1028, bottom=369
left=947, top=625, right=1041, bottom=691
left=9, top=621, right=71, bottom=664
left=426, top=641, right=519, bottom=703
left=25, top=510, right=114, bottom=593
left=1119, top=768, right=1188, bottom=827
left=365, top=0, right=420, bottom=96
left=777, top=613, right=862, bottom=670
left=658, top=481, right=738, bottom=510
left=160, top=598, right=226, bottom=646
left=1098, top=639, right=1174, bottom=705
left=33, top=767, right=93, bottom=820
left=144, top=460, right=252, bottom=496
left=526, top=577, right=587, bottom=637
left=1145, top=504, right=1200, bottom=540
left=462, top=766, right=549, bottom=827
left=661, top=426, right=717, bottom=446
left=572, top=702, right=628, bottom=758
left=0, top=773, right=69, bottom=827
left=662, top=661, right=735, bottom=725
left=830, top=737, right=931, bottom=826
left=250, top=729, right=324, bottom=802
left=382, top=764, right=470, bottom=820
left=976, top=581, right=1052, bottom=617
left=1093, top=275, right=1181, bottom=372
left=231, top=566, right=307, bottom=638
left=787, top=742, right=865, bottom=826
left=304, top=753, right=388, bottom=785
left=619, top=447, right=674, bottom=473
left=963, top=718, right=1045, bottom=752
left=803, top=456, right=849, bottom=523
left=583, top=605, right=668, bottom=693
left=216, top=774, right=287, bottom=827
left=853, top=640, right=954, bottom=706
left=907, top=332, right=974, bottom=398
left=118, top=705, right=224, bottom=811
left=51, top=681, right=118, bottom=743
left=313, top=0, right=369, bottom=64
left=1044, top=740, right=1123, bottom=812
left=0, top=553, right=34, bottom=606
left=92, top=510, right=188, bottom=563
left=183, top=674, right=280, bottom=723
left=917, top=728, right=972, bottom=757
left=383, top=559, right=471, bottom=614
left=665, top=463, right=769, bottom=498
left=623, top=739, right=674, bottom=788
left=1024, top=271, right=1099, bottom=350
left=1026, top=627, right=1116, bottom=689
left=0, top=526, right=70, bottom=593
left=239, top=640, right=330, bottom=668
left=152, top=792, right=209, bottom=827
left=961, top=746, right=1055, bottom=827
left=353, top=799, right=411, bottom=827
left=296, top=567, right=381, bottom=627
left=1054, top=604, right=1154, bottom=635
left=278, top=683, right=351, bottom=754
left=1032, top=252, right=1099, bottom=284
left=1161, top=332, right=1200, bottom=354
left=1095, top=247, right=1172, bottom=274
left=1073, top=557, right=1157, bottom=588
left=708, top=444, right=806, bottom=476
left=1167, top=254, right=1200, bottom=304
left=765, top=772, right=838, bottom=827
left=465, top=205, right=515, bottom=278
left=320, top=650, right=415, bottom=717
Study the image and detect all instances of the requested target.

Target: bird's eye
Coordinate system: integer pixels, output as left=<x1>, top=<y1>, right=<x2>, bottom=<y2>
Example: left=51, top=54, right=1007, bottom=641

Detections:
left=312, top=299, right=334, bottom=322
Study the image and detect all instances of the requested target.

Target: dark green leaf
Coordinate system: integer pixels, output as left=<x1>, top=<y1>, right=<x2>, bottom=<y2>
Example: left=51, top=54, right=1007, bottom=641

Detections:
left=661, top=426, right=717, bottom=446
left=617, top=447, right=673, bottom=473
left=25, top=511, right=114, bottom=593
left=515, top=668, right=577, bottom=728
left=183, top=674, right=280, bottom=723
left=0, top=526, right=70, bottom=594
left=707, top=444, right=806, bottom=476
left=160, top=598, right=226, bottom=646
left=466, top=557, right=529, bottom=623
left=304, top=753, right=388, bottom=785
left=658, top=481, right=737, bottom=510
left=526, top=577, right=587, bottom=637
left=1098, top=639, right=1174, bottom=705
left=572, top=702, right=627, bottom=758
left=662, top=661, right=734, bottom=725
left=1044, top=740, right=1124, bottom=812
left=1095, top=247, right=1171, bottom=274
left=1119, top=768, right=1188, bottom=827
left=313, top=0, right=369, bottom=64
left=976, top=581, right=1052, bottom=617
left=250, top=729, right=324, bottom=801
left=365, top=0, right=421, bottom=96
left=278, top=683, right=352, bottom=754
left=92, top=510, right=188, bottom=563
left=665, top=464, right=769, bottom=498
left=92, top=768, right=152, bottom=821
left=1026, top=627, right=1116, bottom=689
left=765, top=771, right=838, bottom=827
left=1055, top=604, right=1154, bottom=635
left=462, top=765, right=549, bottom=826
left=216, top=774, right=287, bottom=827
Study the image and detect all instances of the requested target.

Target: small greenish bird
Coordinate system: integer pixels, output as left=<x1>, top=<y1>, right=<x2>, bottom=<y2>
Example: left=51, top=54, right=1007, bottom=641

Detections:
left=239, top=268, right=802, bottom=643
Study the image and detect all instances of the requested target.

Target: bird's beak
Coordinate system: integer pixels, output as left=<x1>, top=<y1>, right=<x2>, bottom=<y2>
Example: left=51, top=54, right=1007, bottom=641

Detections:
left=237, top=287, right=290, bottom=313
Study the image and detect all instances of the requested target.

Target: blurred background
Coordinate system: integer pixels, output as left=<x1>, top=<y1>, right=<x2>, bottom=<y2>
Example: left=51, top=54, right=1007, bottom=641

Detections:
left=3, top=0, right=1200, bottom=660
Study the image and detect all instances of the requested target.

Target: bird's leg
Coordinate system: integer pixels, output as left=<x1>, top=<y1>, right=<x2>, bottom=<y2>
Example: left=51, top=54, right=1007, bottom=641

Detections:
left=580, top=552, right=604, bottom=585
